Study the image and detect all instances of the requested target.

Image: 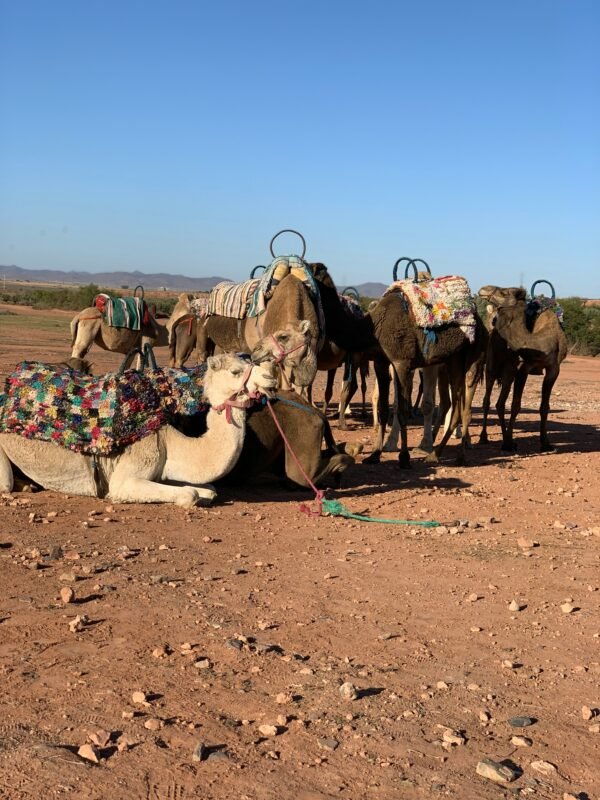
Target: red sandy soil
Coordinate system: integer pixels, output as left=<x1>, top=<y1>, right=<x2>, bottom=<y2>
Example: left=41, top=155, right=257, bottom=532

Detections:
left=0, top=304, right=599, bottom=800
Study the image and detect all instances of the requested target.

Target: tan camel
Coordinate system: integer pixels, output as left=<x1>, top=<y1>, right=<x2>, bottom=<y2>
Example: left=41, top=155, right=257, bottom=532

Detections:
left=0, top=354, right=277, bottom=506
left=477, top=288, right=567, bottom=451
left=70, top=306, right=169, bottom=363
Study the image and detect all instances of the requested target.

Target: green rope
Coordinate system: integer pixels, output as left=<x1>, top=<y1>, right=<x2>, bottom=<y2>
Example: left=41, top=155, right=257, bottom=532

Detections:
left=321, top=498, right=440, bottom=527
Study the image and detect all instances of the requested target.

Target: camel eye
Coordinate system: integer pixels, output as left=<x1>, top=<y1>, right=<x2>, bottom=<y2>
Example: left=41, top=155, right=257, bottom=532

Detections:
left=278, top=334, right=289, bottom=342
left=231, top=368, right=242, bottom=376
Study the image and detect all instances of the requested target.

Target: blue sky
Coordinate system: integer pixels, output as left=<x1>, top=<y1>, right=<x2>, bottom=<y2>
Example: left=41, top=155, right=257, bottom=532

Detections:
left=1, top=0, right=599, bottom=295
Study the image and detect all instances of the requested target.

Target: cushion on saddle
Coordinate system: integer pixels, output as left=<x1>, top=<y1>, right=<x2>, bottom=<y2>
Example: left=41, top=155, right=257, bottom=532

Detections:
left=384, top=275, right=476, bottom=342
left=190, top=296, right=210, bottom=318
left=207, top=280, right=260, bottom=319
left=94, top=294, right=149, bottom=330
left=0, top=362, right=208, bottom=456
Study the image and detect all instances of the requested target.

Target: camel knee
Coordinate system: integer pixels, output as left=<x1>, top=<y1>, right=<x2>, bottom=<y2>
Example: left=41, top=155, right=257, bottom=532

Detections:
left=0, top=448, right=14, bottom=493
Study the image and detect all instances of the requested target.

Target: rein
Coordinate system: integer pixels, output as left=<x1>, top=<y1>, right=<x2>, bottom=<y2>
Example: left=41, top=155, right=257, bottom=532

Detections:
left=212, top=364, right=259, bottom=424
left=269, top=334, right=308, bottom=390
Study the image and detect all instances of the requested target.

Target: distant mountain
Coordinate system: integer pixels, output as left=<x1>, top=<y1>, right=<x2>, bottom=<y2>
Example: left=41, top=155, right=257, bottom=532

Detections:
left=0, top=265, right=229, bottom=292
left=1, top=264, right=388, bottom=297
left=354, top=282, right=387, bottom=298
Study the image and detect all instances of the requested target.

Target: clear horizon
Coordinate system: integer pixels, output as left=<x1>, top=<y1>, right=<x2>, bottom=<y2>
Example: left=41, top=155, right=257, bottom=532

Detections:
left=1, top=0, right=599, bottom=296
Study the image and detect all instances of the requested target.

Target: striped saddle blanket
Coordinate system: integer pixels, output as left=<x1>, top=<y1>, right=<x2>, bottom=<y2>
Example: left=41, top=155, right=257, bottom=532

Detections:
left=0, top=362, right=208, bottom=456
left=207, top=280, right=260, bottom=319
left=385, top=275, right=476, bottom=342
left=94, top=294, right=150, bottom=330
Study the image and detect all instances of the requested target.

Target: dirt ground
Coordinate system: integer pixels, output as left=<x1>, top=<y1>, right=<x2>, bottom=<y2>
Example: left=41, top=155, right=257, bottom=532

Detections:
left=1, top=304, right=599, bottom=800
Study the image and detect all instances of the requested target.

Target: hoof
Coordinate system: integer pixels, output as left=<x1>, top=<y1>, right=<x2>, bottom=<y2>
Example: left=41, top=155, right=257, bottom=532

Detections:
left=398, top=451, right=411, bottom=469
left=338, top=420, right=348, bottom=431
left=424, top=452, right=439, bottom=464
left=363, top=452, right=381, bottom=465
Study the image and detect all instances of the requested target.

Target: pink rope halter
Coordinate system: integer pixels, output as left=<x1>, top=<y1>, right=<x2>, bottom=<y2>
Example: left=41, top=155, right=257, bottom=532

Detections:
left=212, top=364, right=259, bottom=424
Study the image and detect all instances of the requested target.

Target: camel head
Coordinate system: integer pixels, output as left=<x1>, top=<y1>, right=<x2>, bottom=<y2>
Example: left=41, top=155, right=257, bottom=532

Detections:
left=478, top=285, right=526, bottom=306
left=308, top=262, right=336, bottom=289
left=250, top=320, right=313, bottom=369
left=204, top=353, right=277, bottom=408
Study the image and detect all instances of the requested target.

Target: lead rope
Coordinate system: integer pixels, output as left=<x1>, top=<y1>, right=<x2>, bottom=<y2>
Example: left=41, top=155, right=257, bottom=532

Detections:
left=264, top=399, right=440, bottom=526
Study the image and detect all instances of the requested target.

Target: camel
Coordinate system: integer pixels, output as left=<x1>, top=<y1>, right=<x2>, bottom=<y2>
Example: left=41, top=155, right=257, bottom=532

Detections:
left=0, top=354, right=278, bottom=506
left=70, top=305, right=168, bottom=364
left=198, top=271, right=320, bottom=394
left=477, top=285, right=567, bottom=451
left=176, top=389, right=359, bottom=488
left=307, top=263, right=486, bottom=467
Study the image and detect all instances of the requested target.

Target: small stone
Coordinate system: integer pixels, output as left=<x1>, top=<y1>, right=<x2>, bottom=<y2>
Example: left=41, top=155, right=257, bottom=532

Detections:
left=479, top=711, right=491, bottom=723
left=144, top=718, right=162, bottom=731
left=60, top=586, right=75, bottom=604
left=68, top=614, right=87, bottom=633
left=116, top=734, right=133, bottom=752
left=258, top=724, right=279, bottom=737
left=502, top=659, right=518, bottom=669
left=508, top=600, right=522, bottom=612
left=510, top=735, right=532, bottom=747
left=318, top=737, right=340, bottom=751
left=476, top=758, right=520, bottom=784
left=436, top=681, right=449, bottom=690
left=275, top=692, right=293, bottom=705
left=581, top=705, right=595, bottom=721
left=88, top=729, right=111, bottom=748
left=77, top=743, right=100, bottom=763
left=531, top=760, right=557, bottom=776
left=561, top=602, right=576, bottom=614
left=467, top=593, right=481, bottom=602
left=339, top=682, right=359, bottom=701
left=192, top=742, right=208, bottom=762
left=59, top=571, right=77, bottom=582
left=441, top=728, right=465, bottom=746
left=152, top=645, right=169, bottom=659
left=131, top=690, right=148, bottom=705
left=508, top=716, right=535, bottom=728
left=193, top=659, right=211, bottom=670
left=589, top=724, right=600, bottom=733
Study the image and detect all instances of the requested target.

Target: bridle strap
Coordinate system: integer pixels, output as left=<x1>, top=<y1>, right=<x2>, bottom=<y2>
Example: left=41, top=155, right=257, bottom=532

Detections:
left=212, top=364, right=256, bottom=423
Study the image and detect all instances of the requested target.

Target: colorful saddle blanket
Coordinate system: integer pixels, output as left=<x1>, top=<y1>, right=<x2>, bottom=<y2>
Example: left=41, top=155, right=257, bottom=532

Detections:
left=0, top=362, right=208, bottom=456
left=94, top=294, right=149, bottom=330
left=190, top=296, right=210, bottom=318
left=526, top=296, right=564, bottom=329
left=385, top=275, right=476, bottom=342
left=208, top=280, right=261, bottom=319
left=339, top=293, right=364, bottom=318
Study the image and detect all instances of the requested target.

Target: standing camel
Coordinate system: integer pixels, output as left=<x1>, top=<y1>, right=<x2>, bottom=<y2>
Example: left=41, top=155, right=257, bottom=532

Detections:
left=478, top=283, right=567, bottom=451
left=306, top=262, right=486, bottom=467
left=70, top=306, right=168, bottom=362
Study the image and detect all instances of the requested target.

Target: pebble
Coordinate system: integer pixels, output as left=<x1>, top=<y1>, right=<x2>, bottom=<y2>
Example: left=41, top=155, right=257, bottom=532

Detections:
left=77, top=744, right=99, bottom=763
left=131, top=691, right=148, bottom=705
left=561, top=602, right=576, bottom=614
left=88, top=729, right=111, bottom=748
left=258, top=724, right=279, bottom=737
left=144, top=718, right=162, bottom=731
left=581, top=706, right=596, bottom=721
left=318, top=737, right=340, bottom=751
left=508, top=600, right=523, bottom=612
left=339, top=682, right=359, bottom=701
left=192, top=742, right=208, bottom=762
left=193, top=659, right=211, bottom=670
left=531, top=760, right=557, bottom=776
left=476, top=758, right=521, bottom=784
left=275, top=692, right=293, bottom=705
left=68, top=614, right=87, bottom=633
left=466, top=593, right=481, bottom=603
left=509, top=716, right=536, bottom=728
left=60, top=586, right=75, bottom=604
left=510, top=735, right=532, bottom=747
left=517, top=537, right=538, bottom=548
left=441, top=728, right=465, bottom=746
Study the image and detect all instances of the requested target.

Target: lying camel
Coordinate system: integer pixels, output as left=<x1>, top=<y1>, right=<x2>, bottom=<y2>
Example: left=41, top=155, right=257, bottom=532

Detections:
left=176, top=389, right=359, bottom=488
left=0, top=354, right=277, bottom=507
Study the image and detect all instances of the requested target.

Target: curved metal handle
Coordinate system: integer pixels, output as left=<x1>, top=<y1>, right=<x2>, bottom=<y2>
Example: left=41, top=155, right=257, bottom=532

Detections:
left=392, top=257, right=413, bottom=282
left=530, top=279, right=556, bottom=299
left=269, top=229, right=307, bottom=259
left=143, top=343, right=158, bottom=370
left=133, top=284, right=145, bottom=299
left=250, top=265, right=266, bottom=279
left=118, top=347, right=144, bottom=373
left=341, top=286, right=360, bottom=300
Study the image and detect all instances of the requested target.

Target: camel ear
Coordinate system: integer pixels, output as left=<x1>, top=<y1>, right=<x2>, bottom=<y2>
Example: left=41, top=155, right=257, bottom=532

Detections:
left=299, top=319, right=311, bottom=334
left=207, top=355, right=223, bottom=371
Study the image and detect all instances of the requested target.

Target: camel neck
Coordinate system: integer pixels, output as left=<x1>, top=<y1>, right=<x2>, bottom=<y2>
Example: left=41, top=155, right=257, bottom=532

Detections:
left=318, top=283, right=378, bottom=353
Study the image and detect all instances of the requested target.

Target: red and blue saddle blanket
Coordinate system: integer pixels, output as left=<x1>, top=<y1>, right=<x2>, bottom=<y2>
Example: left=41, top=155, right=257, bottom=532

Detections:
left=0, top=362, right=208, bottom=455
left=94, top=294, right=150, bottom=330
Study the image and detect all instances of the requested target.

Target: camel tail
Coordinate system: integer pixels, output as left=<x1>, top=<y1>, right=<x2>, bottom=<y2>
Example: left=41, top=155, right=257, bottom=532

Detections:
left=70, top=315, right=80, bottom=347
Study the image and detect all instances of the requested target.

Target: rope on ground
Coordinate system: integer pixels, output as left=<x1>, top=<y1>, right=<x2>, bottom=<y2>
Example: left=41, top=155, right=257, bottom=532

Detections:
left=265, top=399, right=440, bottom=527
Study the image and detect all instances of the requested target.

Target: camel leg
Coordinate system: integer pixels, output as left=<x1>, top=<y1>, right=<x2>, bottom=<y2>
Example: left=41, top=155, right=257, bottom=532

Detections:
left=506, top=363, right=530, bottom=449
left=388, top=360, right=412, bottom=468
left=364, top=358, right=391, bottom=464
left=416, top=366, right=437, bottom=453
left=496, top=366, right=517, bottom=451
left=338, top=367, right=358, bottom=431
left=323, top=368, right=336, bottom=416
left=479, top=362, right=495, bottom=444
left=429, top=358, right=465, bottom=464
left=539, top=364, right=560, bottom=451
left=359, top=360, right=368, bottom=417
left=412, top=369, right=424, bottom=419
left=0, top=446, right=14, bottom=493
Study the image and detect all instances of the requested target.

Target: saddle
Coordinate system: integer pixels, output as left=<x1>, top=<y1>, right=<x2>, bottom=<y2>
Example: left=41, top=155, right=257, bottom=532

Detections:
left=525, top=296, right=564, bottom=331
left=385, top=275, right=477, bottom=342
left=94, top=294, right=150, bottom=330
left=0, top=362, right=208, bottom=456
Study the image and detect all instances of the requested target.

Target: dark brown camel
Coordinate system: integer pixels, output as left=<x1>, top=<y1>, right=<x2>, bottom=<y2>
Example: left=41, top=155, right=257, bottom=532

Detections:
left=304, top=264, right=486, bottom=467
left=478, top=289, right=567, bottom=451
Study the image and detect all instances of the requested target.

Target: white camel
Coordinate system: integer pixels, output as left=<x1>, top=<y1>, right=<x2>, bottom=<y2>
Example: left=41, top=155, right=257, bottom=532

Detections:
left=0, top=354, right=277, bottom=507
